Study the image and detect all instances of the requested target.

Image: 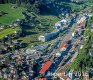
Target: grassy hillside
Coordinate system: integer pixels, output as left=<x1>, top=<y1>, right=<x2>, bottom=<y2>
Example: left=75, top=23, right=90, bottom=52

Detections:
left=0, top=4, right=25, bottom=25
left=18, top=15, right=60, bottom=48
left=0, top=27, right=21, bottom=39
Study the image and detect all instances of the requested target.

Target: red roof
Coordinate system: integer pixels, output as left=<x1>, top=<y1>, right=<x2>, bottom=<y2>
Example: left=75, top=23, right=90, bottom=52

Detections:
left=60, top=43, right=68, bottom=49
left=40, top=78, right=47, bottom=80
left=40, top=61, right=52, bottom=74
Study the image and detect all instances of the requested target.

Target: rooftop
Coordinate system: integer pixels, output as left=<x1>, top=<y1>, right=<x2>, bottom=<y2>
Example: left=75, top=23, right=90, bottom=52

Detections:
left=39, top=61, right=52, bottom=74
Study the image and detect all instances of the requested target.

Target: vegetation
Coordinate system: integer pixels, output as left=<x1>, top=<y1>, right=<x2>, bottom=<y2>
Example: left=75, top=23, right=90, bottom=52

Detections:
left=0, top=0, right=93, bottom=49
left=71, top=16, right=93, bottom=72
left=0, top=4, right=25, bottom=25
left=17, top=12, right=60, bottom=48
left=0, top=26, right=21, bottom=39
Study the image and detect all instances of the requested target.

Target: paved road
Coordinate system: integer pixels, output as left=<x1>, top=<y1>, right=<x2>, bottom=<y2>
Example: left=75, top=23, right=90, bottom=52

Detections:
left=55, top=35, right=85, bottom=73
left=45, top=16, right=77, bottom=62
left=47, top=15, right=85, bottom=74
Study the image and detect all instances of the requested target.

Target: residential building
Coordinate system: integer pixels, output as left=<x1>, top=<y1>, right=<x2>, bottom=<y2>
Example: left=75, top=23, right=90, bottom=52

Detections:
left=38, top=31, right=59, bottom=42
left=70, top=0, right=85, bottom=3
left=77, top=16, right=86, bottom=29
left=83, top=73, right=90, bottom=80
left=39, top=77, right=47, bottom=80
left=55, top=52, right=61, bottom=57
left=32, top=43, right=49, bottom=51
left=59, top=74, right=70, bottom=80
left=60, top=43, right=68, bottom=52
left=39, top=61, right=52, bottom=74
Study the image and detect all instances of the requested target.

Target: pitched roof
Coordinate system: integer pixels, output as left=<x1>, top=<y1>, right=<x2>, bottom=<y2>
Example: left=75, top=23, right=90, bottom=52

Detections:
left=60, top=43, right=68, bottom=50
left=40, top=78, right=47, bottom=80
left=40, top=61, right=52, bottom=74
left=59, top=74, right=70, bottom=80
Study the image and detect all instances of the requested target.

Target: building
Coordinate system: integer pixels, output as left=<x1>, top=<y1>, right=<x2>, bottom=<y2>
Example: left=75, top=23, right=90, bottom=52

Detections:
left=39, top=77, right=47, bottom=80
left=59, top=74, right=70, bottom=80
left=55, top=21, right=61, bottom=27
left=70, top=0, right=85, bottom=3
left=91, top=22, right=93, bottom=29
left=0, top=11, right=7, bottom=16
left=53, top=19, right=67, bottom=29
left=72, top=32, right=75, bottom=37
left=0, top=48, right=3, bottom=54
left=0, top=25, right=5, bottom=30
left=60, top=19, right=67, bottom=25
left=39, top=61, right=52, bottom=74
left=60, top=43, right=68, bottom=52
left=22, top=76, right=29, bottom=80
left=83, top=73, right=89, bottom=80
left=55, top=52, right=61, bottom=57
left=77, top=16, right=86, bottom=29
left=38, top=31, right=59, bottom=42
left=26, top=48, right=37, bottom=54
left=32, top=43, right=49, bottom=51
left=89, top=49, right=93, bottom=57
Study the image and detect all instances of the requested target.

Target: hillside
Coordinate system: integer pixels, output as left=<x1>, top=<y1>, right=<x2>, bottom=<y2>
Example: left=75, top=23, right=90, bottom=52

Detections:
left=0, top=4, right=25, bottom=25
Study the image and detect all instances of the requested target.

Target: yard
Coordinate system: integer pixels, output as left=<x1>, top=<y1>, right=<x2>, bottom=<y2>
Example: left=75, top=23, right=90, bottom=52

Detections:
left=0, top=4, right=25, bottom=25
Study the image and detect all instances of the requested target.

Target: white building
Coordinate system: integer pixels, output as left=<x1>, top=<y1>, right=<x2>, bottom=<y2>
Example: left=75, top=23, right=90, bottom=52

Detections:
left=38, top=36, right=45, bottom=42
left=38, top=31, right=59, bottom=42
left=77, top=16, right=86, bottom=24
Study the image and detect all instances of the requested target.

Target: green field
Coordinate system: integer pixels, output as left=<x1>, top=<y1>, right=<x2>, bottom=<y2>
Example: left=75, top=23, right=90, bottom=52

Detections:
left=0, top=4, right=61, bottom=48
left=18, top=15, right=60, bottom=48
left=0, top=27, right=21, bottom=39
left=0, top=4, right=25, bottom=25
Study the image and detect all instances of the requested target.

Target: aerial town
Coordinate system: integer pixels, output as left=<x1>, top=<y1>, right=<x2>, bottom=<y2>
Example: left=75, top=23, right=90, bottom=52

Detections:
left=0, top=0, right=93, bottom=80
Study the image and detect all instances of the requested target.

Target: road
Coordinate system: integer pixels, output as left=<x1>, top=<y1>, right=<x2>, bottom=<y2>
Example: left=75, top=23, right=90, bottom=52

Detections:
left=54, top=34, right=85, bottom=73
left=44, top=16, right=78, bottom=62
left=46, top=15, right=85, bottom=75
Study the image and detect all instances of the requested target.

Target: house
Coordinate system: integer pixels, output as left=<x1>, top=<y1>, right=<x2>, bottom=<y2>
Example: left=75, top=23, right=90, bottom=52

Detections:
left=22, top=76, right=29, bottom=80
left=14, top=22, right=20, bottom=27
left=89, top=49, right=93, bottom=57
left=60, top=43, right=68, bottom=51
left=88, top=13, right=93, bottom=18
left=55, top=52, right=61, bottom=57
left=0, top=48, right=3, bottom=54
left=53, top=19, right=67, bottom=29
left=55, top=21, right=61, bottom=27
left=11, top=6, right=17, bottom=9
left=53, top=26, right=60, bottom=29
left=70, top=0, right=85, bottom=3
left=72, top=32, right=75, bottom=37
left=39, top=78, right=47, bottom=80
left=26, top=48, right=36, bottom=54
left=38, top=31, right=59, bottom=42
left=59, top=74, right=70, bottom=80
left=77, top=16, right=86, bottom=29
left=0, top=11, right=7, bottom=16
left=13, top=19, right=23, bottom=27
left=0, top=25, right=5, bottom=30
left=32, top=43, right=49, bottom=51
left=83, top=73, right=89, bottom=80
left=60, top=19, right=67, bottom=25
left=91, top=22, right=93, bottom=29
